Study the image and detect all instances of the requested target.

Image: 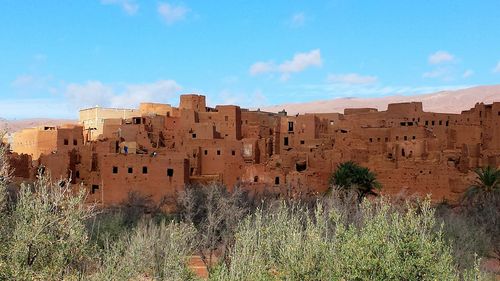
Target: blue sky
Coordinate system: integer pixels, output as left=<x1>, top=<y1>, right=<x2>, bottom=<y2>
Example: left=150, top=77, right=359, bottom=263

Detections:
left=1, top=1, right=500, bottom=118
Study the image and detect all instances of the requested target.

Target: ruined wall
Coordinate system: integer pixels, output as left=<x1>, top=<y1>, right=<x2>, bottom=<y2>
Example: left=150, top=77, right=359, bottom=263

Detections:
left=12, top=95, right=500, bottom=206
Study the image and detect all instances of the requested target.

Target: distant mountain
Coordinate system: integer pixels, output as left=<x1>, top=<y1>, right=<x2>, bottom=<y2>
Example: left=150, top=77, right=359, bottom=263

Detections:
left=0, top=118, right=76, bottom=133
left=262, top=85, right=500, bottom=115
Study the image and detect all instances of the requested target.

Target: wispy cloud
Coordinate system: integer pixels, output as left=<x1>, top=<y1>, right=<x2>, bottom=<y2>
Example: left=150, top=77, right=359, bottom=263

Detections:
left=422, top=67, right=453, bottom=80
left=249, top=49, right=322, bottom=80
left=327, top=73, right=378, bottom=85
left=288, top=12, right=305, bottom=27
left=462, top=69, right=474, bottom=78
left=64, top=80, right=182, bottom=109
left=158, top=2, right=189, bottom=24
left=428, top=50, right=455, bottom=64
left=101, top=0, right=139, bottom=15
left=249, top=61, right=275, bottom=76
left=494, top=61, right=500, bottom=73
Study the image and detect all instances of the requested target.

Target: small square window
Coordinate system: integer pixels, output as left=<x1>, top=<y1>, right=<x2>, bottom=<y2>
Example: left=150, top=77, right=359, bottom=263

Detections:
left=112, top=166, right=118, bottom=174
left=412, top=136, right=416, bottom=140
left=64, top=139, right=69, bottom=145
left=167, top=168, right=174, bottom=177
left=128, top=167, right=133, bottom=174
left=142, top=166, right=148, bottom=174
left=192, top=133, right=197, bottom=139
left=217, top=150, right=221, bottom=155
left=300, top=140, right=305, bottom=144
left=91, top=184, right=99, bottom=194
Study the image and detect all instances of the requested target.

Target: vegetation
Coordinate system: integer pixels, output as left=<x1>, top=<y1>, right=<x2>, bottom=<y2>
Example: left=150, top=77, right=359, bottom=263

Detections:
left=0, top=144, right=497, bottom=280
left=463, top=166, right=500, bottom=203
left=329, top=161, right=382, bottom=201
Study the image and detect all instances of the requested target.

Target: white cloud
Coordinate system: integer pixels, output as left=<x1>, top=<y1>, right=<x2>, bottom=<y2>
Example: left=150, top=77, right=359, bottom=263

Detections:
left=249, top=49, right=322, bottom=80
left=158, top=2, right=189, bottom=24
left=249, top=61, right=275, bottom=76
left=11, top=74, right=52, bottom=91
left=327, top=73, right=378, bottom=85
left=462, top=69, right=474, bottom=78
left=289, top=12, right=305, bottom=27
left=64, top=80, right=182, bottom=109
left=494, top=61, right=500, bottom=73
left=101, top=0, right=139, bottom=15
left=428, top=51, right=455, bottom=64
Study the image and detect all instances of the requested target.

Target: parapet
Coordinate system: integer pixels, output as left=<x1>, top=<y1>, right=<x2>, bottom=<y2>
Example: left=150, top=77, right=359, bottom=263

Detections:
left=386, top=102, right=423, bottom=114
left=344, top=108, right=378, bottom=115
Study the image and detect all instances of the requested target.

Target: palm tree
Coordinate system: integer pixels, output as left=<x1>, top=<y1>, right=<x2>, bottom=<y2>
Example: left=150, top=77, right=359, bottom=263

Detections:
left=463, top=166, right=500, bottom=203
left=329, top=161, right=381, bottom=201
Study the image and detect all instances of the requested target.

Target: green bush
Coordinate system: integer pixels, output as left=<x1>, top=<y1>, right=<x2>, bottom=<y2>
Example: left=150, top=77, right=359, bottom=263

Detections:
left=5, top=175, right=93, bottom=280
left=212, top=198, right=480, bottom=281
left=89, top=219, right=197, bottom=281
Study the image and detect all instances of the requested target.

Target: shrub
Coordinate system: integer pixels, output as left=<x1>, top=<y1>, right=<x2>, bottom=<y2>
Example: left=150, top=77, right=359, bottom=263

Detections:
left=89, top=219, right=197, bottom=281
left=6, top=175, right=94, bottom=280
left=212, top=198, right=475, bottom=281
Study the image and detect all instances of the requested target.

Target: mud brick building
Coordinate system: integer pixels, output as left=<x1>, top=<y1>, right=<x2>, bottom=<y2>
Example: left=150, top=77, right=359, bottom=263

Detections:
left=9, top=94, right=500, bottom=205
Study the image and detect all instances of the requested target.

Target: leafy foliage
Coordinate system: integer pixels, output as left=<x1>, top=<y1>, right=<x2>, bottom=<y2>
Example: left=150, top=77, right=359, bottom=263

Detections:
left=329, top=161, right=382, bottom=200
left=464, top=166, right=500, bottom=203
left=212, top=198, right=485, bottom=281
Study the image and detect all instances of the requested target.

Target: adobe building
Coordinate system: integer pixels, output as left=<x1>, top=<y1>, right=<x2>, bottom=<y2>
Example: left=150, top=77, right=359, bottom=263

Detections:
left=10, top=94, right=500, bottom=206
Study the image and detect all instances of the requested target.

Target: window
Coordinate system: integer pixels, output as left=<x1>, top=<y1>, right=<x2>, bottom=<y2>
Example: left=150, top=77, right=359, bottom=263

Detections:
left=192, top=133, right=197, bottom=139
left=128, top=167, right=133, bottom=174
left=396, top=136, right=399, bottom=141
left=254, top=176, right=258, bottom=182
left=112, top=166, right=118, bottom=174
left=404, top=136, right=408, bottom=141
left=369, top=138, right=373, bottom=143
left=231, top=150, right=236, bottom=156
left=64, top=139, right=69, bottom=145
left=167, top=168, right=174, bottom=177
left=73, top=139, right=77, bottom=145
left=142, top=166, right=148, bottom=174
left=412, top=136, right=416, bottom=140
left=329, top=120, right=334, bottom=125
left=217, top=150, right=221, bottom=155
left=385, top=137, right=388, bottom=142
left=288, top=121, right=294, bottom=132
left=377, top=138, right=381, bottom=142
left=275, top=177, right=280, bottom=185
left=439, top=120, right=442, bottom=125
left=446, top=120, right=449, bottom=126
left=204, top=150, right=208, bottom=155
left=91, top=185, right=99, bottom=194
left=431, top=121, right=435, bottom=126
left=402, top=149, right=406, bottom=157
left=284, top=137, right=289, bottom=146
left=400, top=122, right=406, bottom=126
left=425, top=120, right=429, bottom=126
left=300, top=140, right=305, bottom=144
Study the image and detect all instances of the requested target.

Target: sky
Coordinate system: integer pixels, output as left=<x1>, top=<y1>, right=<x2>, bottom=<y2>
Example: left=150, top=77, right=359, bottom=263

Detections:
left=1, top=1, right=500, bottom=119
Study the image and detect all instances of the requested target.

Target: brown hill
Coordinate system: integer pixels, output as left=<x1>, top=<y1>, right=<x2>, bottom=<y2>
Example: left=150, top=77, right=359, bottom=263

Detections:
left=0, top=118, right=76, bottom=133
left=262, top=85, right=500, bottom=115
